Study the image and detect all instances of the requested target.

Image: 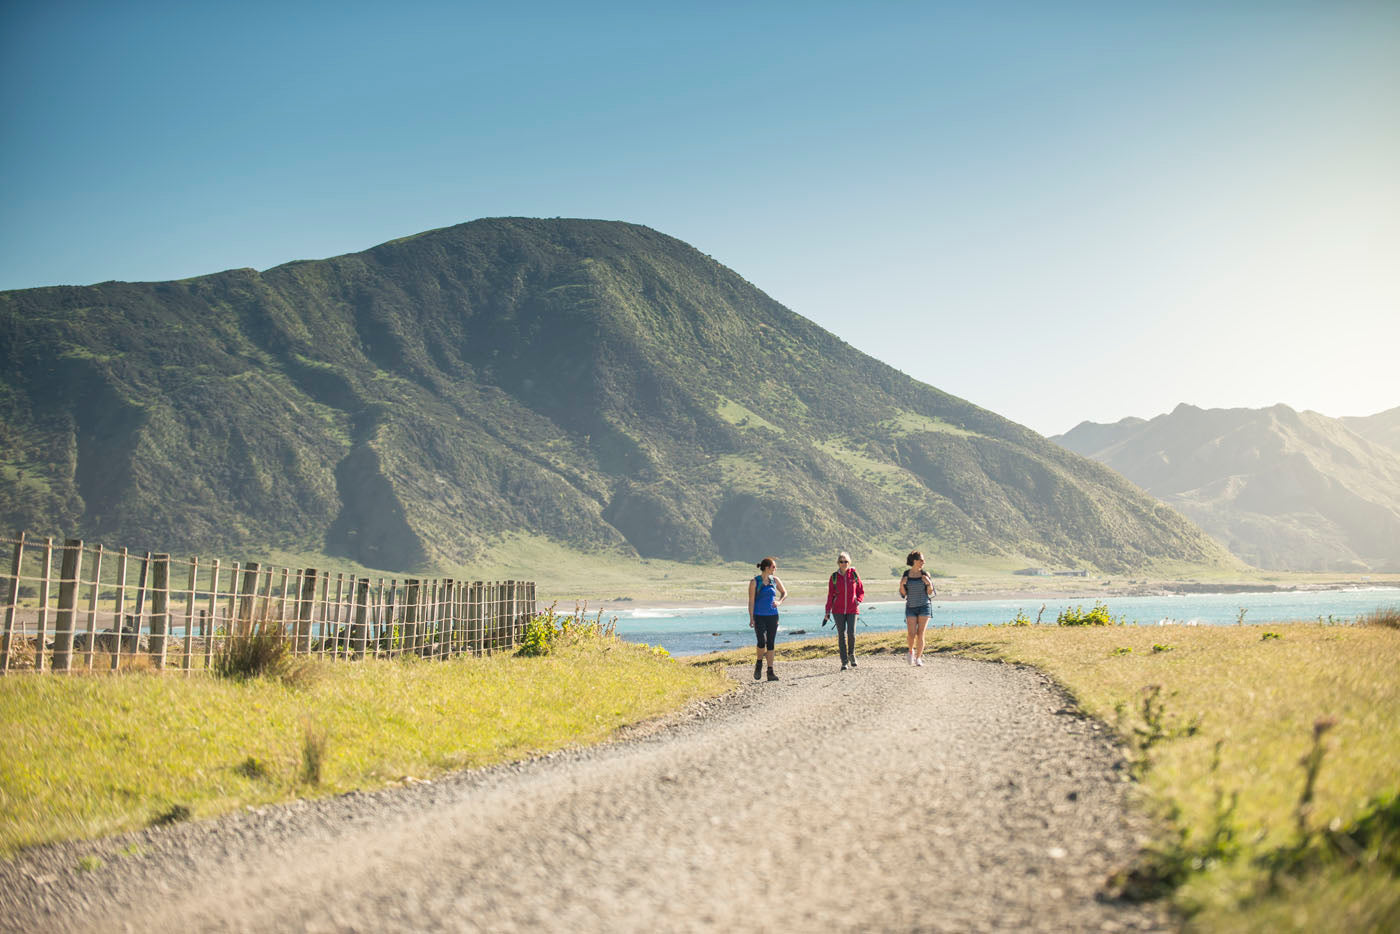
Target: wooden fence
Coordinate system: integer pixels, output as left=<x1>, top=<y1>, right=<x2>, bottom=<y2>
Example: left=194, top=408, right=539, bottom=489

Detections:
left=0, top=533, right=536, bottom=674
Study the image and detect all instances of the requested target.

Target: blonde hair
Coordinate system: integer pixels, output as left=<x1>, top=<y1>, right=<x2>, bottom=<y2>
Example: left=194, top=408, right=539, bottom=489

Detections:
left=837, top=551, right=851, bottom=563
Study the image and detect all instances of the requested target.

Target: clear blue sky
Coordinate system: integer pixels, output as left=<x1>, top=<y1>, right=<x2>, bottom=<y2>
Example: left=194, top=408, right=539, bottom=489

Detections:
left=3, top=1, right=1397, bottom=435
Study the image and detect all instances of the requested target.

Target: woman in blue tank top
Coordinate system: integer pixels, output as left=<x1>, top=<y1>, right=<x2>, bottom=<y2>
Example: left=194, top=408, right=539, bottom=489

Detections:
left=748, top=556, right=786, bottom=681
left=899, top=550, right=937, bottom=667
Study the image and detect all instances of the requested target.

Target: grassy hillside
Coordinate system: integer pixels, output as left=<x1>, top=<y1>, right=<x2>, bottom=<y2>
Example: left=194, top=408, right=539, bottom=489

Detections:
left=0, top=218, right=1235, bottom=576
left=1055, top=403, right=1400, bottom=572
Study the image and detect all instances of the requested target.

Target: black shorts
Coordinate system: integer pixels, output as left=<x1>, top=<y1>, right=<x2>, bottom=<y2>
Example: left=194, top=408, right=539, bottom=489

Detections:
left=753, top=614, right=779, bottom=650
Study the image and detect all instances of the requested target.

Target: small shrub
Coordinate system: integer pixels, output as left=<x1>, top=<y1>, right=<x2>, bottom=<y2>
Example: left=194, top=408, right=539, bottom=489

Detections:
left=1128, top=684, right=1199, bottom=777
left=301, top=717, right=327, bottom=786
left=1056, top=601, right=1121, bottom=626
left=1111, top=646, right=1133, bottom=656
left=518, top=611, right=558, bottom=657
left=1111, top=739, right=1240, bottom=900
left=151, top=804, right=191, bottom=826
left=1152, top=643, right=1174, bottom=653
left=1008, top=609, right=1033, bottom=626
left=1359, top=606, right=1400, bottom=629
left=1295, top=716, right=1338, bottom=836
left=278, top=657, right=321, bottom=690
left=76, top=855, right=103, bottom=872
left=517, top=603, right=617, bottom=657
left=234, top=756, right=270, bottom=781
left=1261, top=631, right=1282, bottom=641
left=213, top=620, right=291, bottom=680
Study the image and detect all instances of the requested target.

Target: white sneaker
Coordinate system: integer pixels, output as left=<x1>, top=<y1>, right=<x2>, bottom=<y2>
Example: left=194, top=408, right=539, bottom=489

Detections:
left=908, top=652, right=915, bottom=667
left=916, top=655, right=924, bottom=667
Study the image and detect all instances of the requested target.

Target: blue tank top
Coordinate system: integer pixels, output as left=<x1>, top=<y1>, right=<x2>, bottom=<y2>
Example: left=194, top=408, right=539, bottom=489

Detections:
left=753, top=576, right=779, bottom=615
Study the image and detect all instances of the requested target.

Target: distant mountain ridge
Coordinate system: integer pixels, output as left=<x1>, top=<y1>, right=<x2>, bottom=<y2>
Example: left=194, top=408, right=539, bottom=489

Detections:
left=1343, top=406, right=1400, bottom=456
left=0, top=218, right=1233, bottom=573
left=1053, top=403, right=1400, bottom=571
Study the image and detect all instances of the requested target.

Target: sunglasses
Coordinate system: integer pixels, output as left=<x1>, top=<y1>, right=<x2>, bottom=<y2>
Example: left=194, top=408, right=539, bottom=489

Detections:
left=837, top=560, right=849, bottom=564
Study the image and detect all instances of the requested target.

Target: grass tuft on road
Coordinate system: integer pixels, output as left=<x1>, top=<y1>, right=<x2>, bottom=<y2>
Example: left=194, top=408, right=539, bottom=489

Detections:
left=0, top=638, right=731, bottom=856
left=695, top=621, right=1400, bottom=929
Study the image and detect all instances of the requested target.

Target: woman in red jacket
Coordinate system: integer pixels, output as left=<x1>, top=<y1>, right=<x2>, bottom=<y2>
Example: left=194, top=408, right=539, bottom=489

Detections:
left=822, top=551, right=865, bottom=670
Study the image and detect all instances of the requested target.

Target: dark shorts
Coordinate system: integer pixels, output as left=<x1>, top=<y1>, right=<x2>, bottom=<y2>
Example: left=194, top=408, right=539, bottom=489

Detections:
left=753, top=614, right=779, bottom=650
left=906, top=604, right=931, bottom=620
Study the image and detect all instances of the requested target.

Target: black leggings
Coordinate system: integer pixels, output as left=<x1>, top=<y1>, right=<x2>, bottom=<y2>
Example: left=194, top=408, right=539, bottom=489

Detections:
left=832, top=613, right=857, bottom=660
left=753, top=614, right=779, bottom=650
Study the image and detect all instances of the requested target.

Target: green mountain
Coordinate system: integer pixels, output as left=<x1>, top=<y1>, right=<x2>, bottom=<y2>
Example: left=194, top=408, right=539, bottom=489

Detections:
left=0, top=218, right=1231, bottom=574
left=1054, top=403, right=1400, bottom=572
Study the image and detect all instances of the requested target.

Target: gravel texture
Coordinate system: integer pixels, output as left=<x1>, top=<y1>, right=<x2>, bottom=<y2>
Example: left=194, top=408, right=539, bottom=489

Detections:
left=1, top=654, right=1173, bottom=932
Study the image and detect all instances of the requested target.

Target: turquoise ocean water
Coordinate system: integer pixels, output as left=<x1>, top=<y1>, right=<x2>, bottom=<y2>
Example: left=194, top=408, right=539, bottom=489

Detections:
left=610, top=588, right=1400, bottom=656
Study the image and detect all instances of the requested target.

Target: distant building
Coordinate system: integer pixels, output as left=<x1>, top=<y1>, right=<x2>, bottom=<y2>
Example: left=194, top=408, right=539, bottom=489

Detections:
left=1053, top=569, right=1089, bottom=577
left=1014, top=567, right=1050, bottom=576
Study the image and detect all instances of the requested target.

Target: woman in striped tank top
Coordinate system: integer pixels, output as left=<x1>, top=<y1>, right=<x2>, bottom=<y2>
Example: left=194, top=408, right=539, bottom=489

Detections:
left=899, top=550, right=937, bottom=667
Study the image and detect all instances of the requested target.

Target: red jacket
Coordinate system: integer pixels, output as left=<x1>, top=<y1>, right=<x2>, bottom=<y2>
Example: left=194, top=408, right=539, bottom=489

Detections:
left=825, top=569, right=865, bottom=615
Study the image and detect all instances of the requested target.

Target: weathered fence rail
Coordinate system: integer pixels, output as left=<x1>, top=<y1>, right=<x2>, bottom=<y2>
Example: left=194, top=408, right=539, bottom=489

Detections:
left=0, top=533, right=536, bottom=675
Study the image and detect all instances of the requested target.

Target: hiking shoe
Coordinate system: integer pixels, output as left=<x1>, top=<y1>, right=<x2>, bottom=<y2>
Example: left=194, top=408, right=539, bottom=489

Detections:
left=916, top=655, right=924, bottom=667
left=767, top=668, right=779, bottom=681
left=908, top=652, right=916, bottom=667
left=849, top=657, right=858, bottom=668
left=840, top=662, right=849, bottom=671
left=754, top=661, right=763, bottom=681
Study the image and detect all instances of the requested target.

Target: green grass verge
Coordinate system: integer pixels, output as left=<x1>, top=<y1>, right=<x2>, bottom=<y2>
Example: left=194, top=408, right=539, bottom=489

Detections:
left=0, top=640, right=732, bottom=856
left=693, top=621, right=1400, bottom=930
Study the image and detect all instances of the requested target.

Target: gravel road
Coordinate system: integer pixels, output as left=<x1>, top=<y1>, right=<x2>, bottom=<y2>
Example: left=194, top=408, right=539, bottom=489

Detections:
left=2, top=654, right=1172, bottom=933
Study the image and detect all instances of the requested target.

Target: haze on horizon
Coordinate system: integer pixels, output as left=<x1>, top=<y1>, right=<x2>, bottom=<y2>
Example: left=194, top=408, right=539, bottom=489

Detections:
left=2, top=0, right=1396, bottom=436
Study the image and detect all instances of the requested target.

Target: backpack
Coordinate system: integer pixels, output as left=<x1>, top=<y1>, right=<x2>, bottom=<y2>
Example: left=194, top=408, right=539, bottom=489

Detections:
left=830, top=568, right=861, bottom=587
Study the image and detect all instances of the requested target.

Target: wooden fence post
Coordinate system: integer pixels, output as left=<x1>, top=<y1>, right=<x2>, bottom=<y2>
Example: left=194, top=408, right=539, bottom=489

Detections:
left=35, top=537, right=53, bottom=672
left=131, top=552, right=151, bottom=659
left=149, top=554, right=170, bottom=669
left=257, top=566, right=275, bottom=628
left=52, top=539, right=84, bottom=672
left=509, top=576, right=520, bottom=649
left=384, top=579, right=398, bottom=654
left=1, top=532, right=26, bottom=674
left=453, top=579, right=464, bottom=655
left=499, top=582, right=507, bottom=651
left=352, top=578, right=369, bottom=657
left=403, top=579, right=420, bottom=656
left=484, top=579, right=495, bottom=655
left=439, top=579, right=453, bottom=658
left=316, top=573, right=330, bottom=658
left=201, top=557, right=215, bottom=670
left=430, top=579, right=441, bottom=658
left=182, top=557, right=198, bottom=671
left=237, top=562, right=260, bottom=636
left=372, top=578, right=385, bottom=652
left=111, top=548, right=129, bottom=671
left=297, top=569, right=318, bottom=655
left=278, top=568, right=291, bottom=625
left=330, top=573, right=346, bottom=657
left=493, top=581, right=504, bottom=652
left=83, top=544, right=103, bottom=670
